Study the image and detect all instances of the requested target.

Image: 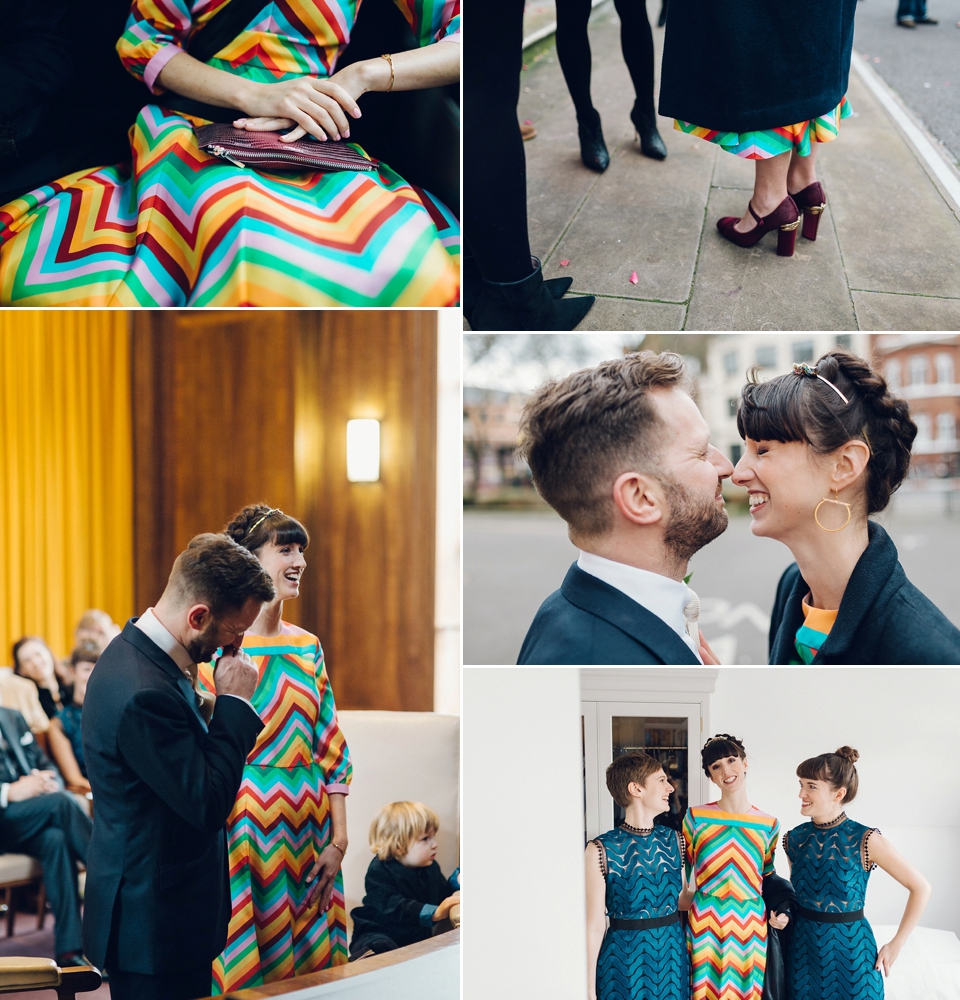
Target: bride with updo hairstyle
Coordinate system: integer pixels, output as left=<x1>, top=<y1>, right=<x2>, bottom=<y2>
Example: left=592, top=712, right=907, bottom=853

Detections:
left=196, top=504, right=352, bottom=992
left=785, top=746, right=930, bottom=999
left=731, top=349, right=960, bottom=664
left=681, top=735, right=781, bottom=1000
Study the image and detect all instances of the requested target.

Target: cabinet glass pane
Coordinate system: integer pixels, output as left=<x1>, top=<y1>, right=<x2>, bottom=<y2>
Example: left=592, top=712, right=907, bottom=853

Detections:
left=612, top=716, right=688, bottom=831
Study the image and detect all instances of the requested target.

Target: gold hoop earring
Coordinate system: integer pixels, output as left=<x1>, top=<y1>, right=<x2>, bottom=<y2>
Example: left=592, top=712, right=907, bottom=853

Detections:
left=814, top=489, right=851, bottom=532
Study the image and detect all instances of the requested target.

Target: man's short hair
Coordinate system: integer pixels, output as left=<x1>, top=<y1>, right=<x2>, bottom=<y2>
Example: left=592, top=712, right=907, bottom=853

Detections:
left=167, top=533, right=276, bottom=617
left=517, top=352, right=690, bottom=537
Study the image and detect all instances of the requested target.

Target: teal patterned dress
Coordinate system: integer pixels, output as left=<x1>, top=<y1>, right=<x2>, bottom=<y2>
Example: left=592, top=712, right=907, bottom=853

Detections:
left=784, top=817, right=884, bottom=999
left=591, top=825, right=689, bottom=1000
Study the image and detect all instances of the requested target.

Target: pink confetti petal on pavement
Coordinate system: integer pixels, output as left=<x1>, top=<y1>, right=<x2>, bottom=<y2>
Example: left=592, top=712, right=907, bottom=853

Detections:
left=523, top=120, right=533, bottom=125
left=560, top=260, right=570, bottom=267
left=629, top=271, right=639, bottom=284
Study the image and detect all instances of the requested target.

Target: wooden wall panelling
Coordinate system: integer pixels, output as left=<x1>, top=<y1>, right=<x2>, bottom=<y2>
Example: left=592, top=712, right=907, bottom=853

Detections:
left=132, top=312, right=298, bottom=617
left=294, top=312, right=437, bottom=711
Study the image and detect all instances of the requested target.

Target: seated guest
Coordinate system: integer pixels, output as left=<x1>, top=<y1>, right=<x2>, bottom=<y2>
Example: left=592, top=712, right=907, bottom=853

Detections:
left=350, top=801, right=460, bottom=959
left=10, top=638, right=89, bottom=794
left=0, top=668, right=51, bottom=735
left=0, top=704, right=93, bottom=968
left=12, top=636, right=67, bottom=717
left=73, top=610, right=121, bottom=653
left=58, top=645, right=99, bottom=780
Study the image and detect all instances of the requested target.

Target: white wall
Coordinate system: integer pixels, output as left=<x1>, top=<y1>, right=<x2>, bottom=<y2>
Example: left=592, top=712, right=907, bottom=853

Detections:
left=710, top=667, right=960, bottom=936
left=464, top=667, right=588, bottom=1000
left=435, top=315, right=461, bottom=713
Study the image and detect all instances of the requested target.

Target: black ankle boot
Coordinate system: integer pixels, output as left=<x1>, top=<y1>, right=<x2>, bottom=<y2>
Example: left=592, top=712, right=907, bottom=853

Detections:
left=464, top=255, right=573, bottom=328
left=577, top=112, right=610, bottom=172
left=471, top=258, right=595, bottom=331
left=631, top=106, right=667, bottom=160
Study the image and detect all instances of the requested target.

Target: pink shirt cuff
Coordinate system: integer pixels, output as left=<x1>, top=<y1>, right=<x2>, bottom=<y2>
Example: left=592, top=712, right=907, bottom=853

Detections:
left=144, top=44, right=184, bottom=92
left=325, top=783, right=350, bottom=796
left=439, top=31, right=460, bottom=42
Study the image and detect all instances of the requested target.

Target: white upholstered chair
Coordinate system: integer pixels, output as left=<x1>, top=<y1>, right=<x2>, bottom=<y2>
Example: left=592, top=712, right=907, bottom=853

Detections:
left=335, top=711, right=459, bottom=932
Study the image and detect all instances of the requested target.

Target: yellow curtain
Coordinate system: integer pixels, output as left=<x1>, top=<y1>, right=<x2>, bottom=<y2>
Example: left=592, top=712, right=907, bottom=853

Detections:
left=0, top=312, right=133, bottom=664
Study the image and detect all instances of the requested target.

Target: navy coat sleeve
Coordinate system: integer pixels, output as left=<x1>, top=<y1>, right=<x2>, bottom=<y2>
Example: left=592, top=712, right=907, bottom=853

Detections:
left=116, top=689, right=263, bottom=834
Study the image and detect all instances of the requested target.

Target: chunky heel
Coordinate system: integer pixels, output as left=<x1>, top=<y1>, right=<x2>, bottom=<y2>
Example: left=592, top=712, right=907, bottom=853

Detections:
left=777, top=218, right=800, bottom=256
left=801, top=205, right=824, bottom=241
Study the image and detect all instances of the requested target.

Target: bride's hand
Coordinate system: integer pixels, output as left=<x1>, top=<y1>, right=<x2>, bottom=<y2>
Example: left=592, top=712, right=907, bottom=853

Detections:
left=234, top=77, right=362, bottom=142
left=699, top=634, right=721, bottom=665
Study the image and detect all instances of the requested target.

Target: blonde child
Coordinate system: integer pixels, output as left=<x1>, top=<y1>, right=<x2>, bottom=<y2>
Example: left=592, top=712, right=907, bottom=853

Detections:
left=349, top=802, right=460, bottom=960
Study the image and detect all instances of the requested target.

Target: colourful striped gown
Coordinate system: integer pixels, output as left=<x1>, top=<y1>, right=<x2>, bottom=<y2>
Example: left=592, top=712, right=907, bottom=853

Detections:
left=675, top=97, right=852, bottom=159
left=683, top=804, right=780, bottom=1000
left=197, top=623, right=352, bottom=994
left=793, top=598, right=838, bottom=664
left=0, top=0, right=459, bottom=306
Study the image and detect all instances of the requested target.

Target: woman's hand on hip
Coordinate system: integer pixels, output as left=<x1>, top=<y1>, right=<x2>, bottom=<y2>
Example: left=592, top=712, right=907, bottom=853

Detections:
left=235, top=77, right=362, bottom=143
left=875, top=939, right=902, bottom=976
left=305, top=842, right=343, bottom=910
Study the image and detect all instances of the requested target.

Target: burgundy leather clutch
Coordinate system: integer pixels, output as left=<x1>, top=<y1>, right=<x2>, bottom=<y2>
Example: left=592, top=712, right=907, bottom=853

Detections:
left=194, top=123, right=378, bottom=173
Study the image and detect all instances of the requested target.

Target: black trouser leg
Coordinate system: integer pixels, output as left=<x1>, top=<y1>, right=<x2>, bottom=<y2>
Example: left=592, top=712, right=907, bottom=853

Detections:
left=463, top=0, right=533, bottom=283
left=555, top=0, right=598, bottom=121
left=107, top=965, right=212, bottom=1000
left=612, top=0, right=656, bottom=118
left=7, top=792, right=92, bottom=957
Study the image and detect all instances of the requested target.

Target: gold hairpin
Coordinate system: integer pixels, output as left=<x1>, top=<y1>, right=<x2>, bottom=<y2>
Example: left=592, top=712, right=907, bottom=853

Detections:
left=792, top=363, right=849, bottom=404
left=246, top=508, right=282, bottom=538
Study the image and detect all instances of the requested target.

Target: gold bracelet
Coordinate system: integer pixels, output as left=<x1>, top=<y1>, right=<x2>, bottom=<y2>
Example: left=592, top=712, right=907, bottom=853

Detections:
left=380, top=52, right=395, bottom=92
left=330, top=841, right=346, bottom=857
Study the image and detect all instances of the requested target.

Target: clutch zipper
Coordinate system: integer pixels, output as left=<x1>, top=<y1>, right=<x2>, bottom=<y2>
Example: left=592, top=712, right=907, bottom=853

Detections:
left=205, top=143, right=376, bottom=172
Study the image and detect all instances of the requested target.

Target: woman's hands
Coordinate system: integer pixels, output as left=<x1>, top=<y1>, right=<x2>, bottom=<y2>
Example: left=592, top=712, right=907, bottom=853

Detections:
left=233, top=77, right=362, bottom=143
left=875, top=939, right=903, bottom=975
left=305, top=842, right=344, bottom=910
left=768, top=910, right=790, bottom=930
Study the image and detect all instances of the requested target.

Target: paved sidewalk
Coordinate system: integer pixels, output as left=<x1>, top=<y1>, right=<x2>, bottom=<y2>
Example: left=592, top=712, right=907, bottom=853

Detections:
left=480, top=0, right=960, bottom=331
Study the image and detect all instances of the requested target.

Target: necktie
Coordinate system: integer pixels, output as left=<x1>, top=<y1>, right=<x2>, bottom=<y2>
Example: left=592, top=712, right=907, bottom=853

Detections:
left=683, top=589, right=701, bottom=651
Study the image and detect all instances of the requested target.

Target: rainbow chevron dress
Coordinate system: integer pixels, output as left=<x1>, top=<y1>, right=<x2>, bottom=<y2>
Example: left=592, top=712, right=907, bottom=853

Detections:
left=0, top=0, right=459, bottom=306
left=784, top=818, right=884, bottom=1000
left=683, top=804, right=780, bottom=1000
left=675, top=97, right=852, bottom=159
left=592, top=825, right=689, bottom=1000
left=197, top=623, right=352, bottom=994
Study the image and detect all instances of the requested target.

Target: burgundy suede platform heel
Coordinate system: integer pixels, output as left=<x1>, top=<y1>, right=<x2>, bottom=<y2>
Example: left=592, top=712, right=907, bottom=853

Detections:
left=791, top=181, right=827, bottom=241
left=716, top=196, right=801, bottom=256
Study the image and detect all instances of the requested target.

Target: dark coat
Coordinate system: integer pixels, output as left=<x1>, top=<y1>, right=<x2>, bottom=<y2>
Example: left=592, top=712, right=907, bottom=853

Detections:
left=769, top=521, right=960, bottom=665
left=658, top=0, right=858, bottom=133
left=81, top=620, right=263, bottom=974
left=350, top=857, right=457, bottom=951
left=517, top=563, right=700, bottom=665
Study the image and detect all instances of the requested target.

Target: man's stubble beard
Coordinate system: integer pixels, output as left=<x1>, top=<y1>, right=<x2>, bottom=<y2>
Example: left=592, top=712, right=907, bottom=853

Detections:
left=661, top=476, right=729, bottom=565
left=184, top=621, right=221, bottom=664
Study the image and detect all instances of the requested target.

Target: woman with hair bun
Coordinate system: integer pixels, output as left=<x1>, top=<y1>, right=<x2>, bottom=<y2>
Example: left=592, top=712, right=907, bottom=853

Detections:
left=682, top=735, right=780, bottom=1000
left=197, top=504, right=352, bottom=993
left=732, top=349, right=960, bottom=664
left=785, top=747, right=930, bottom=998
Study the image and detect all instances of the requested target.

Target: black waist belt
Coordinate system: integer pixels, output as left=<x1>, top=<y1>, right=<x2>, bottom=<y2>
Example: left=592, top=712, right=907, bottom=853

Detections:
left=610, top=912, right=680, bottom=931
left=797, top=906, right=864, bottom=923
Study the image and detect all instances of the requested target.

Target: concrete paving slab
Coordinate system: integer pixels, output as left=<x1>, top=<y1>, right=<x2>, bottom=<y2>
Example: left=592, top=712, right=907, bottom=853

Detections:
left=825, top=119, right=960, bottom=297
left=569, top=294, right=686, bottom=329
left=685, top=188, right=857, bottom=330
left=843, top=62, right=897, bottom=131
left=853, top=290, right=960, bottom=330
left=711, top=146, right=757, bottom=191
left=541, top=122, right=714, bottom=301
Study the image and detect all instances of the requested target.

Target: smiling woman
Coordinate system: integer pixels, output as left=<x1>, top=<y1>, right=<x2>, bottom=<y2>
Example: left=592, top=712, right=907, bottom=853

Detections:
left=681, top=735, right=780, bottom=1000
left=196, top=503, right=352, bottom=994
left=732, top=350, right=960, bottom=665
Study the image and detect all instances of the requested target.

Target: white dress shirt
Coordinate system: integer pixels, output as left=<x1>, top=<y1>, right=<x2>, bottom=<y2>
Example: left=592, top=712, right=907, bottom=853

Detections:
left=577, top=551, right=703, bottom=663
left=135, top=609, right=256, bottom=712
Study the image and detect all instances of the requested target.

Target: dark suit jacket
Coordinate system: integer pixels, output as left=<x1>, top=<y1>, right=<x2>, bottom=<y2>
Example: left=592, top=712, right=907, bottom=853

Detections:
left=769, top=521, right=960, bottom=665
left=81, top=619, right=263, bottom=974
left=517, top=563, right=701, bottom=665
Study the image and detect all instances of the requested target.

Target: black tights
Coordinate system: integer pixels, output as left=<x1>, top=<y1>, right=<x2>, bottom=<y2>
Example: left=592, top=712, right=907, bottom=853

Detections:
left=463, top=0, right=533, bottom=283
left=555, top=0, right=656, bottom=124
